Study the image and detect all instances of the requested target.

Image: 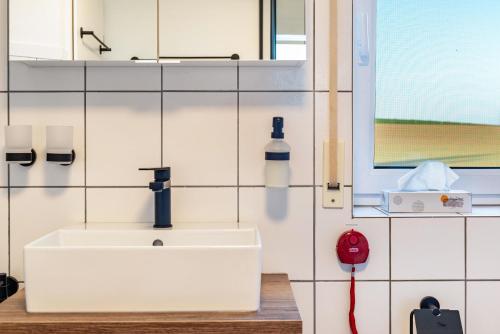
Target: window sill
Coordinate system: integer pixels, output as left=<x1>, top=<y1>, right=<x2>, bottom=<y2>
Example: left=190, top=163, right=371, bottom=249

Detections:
left=353, top=206, right=500, bottom=218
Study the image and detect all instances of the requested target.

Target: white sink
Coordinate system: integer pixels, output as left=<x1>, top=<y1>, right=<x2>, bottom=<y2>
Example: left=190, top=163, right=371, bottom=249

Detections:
left=24, top=223, right=262, bottom=313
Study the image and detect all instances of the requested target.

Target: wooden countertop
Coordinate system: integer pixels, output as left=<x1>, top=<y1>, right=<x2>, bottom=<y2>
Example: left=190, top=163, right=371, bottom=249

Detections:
left=0, top=274, right=301, bottom=334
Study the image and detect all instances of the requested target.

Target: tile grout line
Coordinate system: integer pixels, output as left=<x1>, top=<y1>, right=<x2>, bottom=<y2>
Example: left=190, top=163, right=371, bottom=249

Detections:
left=7, top=89, right=347, bottom=94
left=2, top=184, right=319, bottom=189
left=6, top=0, right=11, bottom=276
left=161, top=65, right=164, bottom=167
left=20, top=278, right=500, bottom=284
left=300, top=279, right=493, bottom=282
left=297, top=279, right=500, bottom=282
left=236, top=62, right=240, bottom=226
left=84, top=62, right=87, bottom=226
left=312, top=0, right=317, bottom=332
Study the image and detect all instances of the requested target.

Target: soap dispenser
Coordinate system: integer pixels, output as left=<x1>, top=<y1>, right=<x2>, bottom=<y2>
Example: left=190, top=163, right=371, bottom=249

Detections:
left=265, top=117, right=290, bottom=188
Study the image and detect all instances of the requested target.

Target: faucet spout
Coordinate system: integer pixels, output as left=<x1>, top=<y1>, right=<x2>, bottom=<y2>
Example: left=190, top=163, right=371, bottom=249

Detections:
left=139, top=167, right=172, bottom=229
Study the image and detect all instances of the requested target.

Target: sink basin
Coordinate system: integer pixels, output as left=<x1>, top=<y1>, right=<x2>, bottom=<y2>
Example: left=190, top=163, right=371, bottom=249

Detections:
left=24, top=223, right=262, bottom=313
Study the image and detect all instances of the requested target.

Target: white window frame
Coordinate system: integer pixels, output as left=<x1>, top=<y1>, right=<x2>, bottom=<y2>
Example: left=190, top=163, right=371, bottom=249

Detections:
left=353, top=0, right=500, bottom=206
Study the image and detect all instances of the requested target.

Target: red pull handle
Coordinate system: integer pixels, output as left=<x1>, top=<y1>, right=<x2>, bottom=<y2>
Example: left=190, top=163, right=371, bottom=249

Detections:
left=349, top=266, right=358, bottom=334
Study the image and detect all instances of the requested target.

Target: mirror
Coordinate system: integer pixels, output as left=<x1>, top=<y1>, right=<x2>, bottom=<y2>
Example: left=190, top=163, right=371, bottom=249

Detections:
left=9, top=0, right=306, bottom=62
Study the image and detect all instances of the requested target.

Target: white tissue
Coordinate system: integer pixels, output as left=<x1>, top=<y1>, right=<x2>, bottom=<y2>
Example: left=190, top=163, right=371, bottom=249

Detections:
left=398, top=161, right=459, bottom=191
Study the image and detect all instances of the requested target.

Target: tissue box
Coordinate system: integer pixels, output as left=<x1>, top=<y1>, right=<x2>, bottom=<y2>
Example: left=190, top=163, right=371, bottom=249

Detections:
left=382, top=190, right=472, bottom=213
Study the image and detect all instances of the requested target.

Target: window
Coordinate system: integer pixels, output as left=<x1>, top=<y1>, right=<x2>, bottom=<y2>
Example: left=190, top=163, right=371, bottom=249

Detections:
left=354, top=0, right=500, bottom=204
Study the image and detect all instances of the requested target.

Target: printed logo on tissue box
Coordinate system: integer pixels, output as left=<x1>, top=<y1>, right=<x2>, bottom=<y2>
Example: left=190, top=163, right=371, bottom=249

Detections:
left=441, top=195, right=465, bottom=208
left=382, top=190, right=472, bottom=213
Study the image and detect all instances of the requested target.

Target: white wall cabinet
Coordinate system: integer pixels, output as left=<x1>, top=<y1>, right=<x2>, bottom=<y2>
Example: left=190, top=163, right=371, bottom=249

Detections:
left=9, top=0, right=305, bottom=62
left=11, top=0, right=157, bottom=61
left=10, top=0, right=73, bottom=60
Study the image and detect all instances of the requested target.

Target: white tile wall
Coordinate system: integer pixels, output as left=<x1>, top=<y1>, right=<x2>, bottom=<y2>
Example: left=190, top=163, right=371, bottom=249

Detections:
left=163, top=92, right=237, bottom=185
left=467, top=217, right=500, bottom=279
left=316, top=281, right=389, bottom=334
left=0, top=189, right=7, bottom=273
left=0, top=93, right=7, bottom=186
left=0, top=0, right=6, bottom=275
left=86, top=93, right=162, bottom=186
left=87, top=66, right=161, bottom=91
left=0, top=0, right=6, bottom=91
left=10, top=188, right=85, bottom=279
left=292, top=282, right=314, bottom=334
left=0, top=1, right=492, bottom=333
left=467, top=281, right=500, bottom=334
left=9, top=93, right=85, bottom=186
left=240, top=187, right=313, bottom=280
left=239, top=92, right=313, bottom=186
left=163, top=64, right=237, bottom=91
left=87, top=188, right=154, bottom=223
left=171, top=187, right=237, bottom=223
left=392, top=282, right=465, bottom=334
left=391, top=218, right=465, bottom=280
left=9, top=62, right=84, bottom=91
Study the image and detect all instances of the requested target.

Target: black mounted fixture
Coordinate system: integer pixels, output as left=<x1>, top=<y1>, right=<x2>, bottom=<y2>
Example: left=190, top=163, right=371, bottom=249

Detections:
left=140, top=167, right=172, bottom=229
left=0, top=273, right=19, bottom=303
left=6, top=149, right=37, bottom=167
left=80, top=27, right=112, bottom=54
left=46, top=150, right=76, bottom=166
left=410, top=297, right=463, bottom=334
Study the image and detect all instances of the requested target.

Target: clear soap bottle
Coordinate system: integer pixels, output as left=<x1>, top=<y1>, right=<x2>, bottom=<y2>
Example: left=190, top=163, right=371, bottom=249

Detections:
left=265, top=117, right=290, bottom=188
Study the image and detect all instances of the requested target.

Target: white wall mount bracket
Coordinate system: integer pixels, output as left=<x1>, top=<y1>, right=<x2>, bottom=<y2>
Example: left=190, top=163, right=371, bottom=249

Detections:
left=323, top=140, right=345, bottom=208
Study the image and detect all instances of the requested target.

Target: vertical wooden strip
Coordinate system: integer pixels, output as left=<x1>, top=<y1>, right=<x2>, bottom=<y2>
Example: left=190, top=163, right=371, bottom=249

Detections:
left=329, top=0, right=339, bottom=187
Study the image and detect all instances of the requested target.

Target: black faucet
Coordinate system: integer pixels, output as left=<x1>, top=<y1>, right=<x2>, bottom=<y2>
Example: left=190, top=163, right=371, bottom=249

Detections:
left=139, top=167, right=172, bottom=229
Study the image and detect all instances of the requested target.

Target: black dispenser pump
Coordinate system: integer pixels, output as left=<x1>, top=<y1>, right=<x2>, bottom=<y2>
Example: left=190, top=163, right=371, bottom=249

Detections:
left=271, top=117, right=285, bottom=139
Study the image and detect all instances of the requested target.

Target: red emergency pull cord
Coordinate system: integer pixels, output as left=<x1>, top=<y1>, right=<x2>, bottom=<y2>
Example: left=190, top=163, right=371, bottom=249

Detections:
left=349, top=266, right=358, bottom=334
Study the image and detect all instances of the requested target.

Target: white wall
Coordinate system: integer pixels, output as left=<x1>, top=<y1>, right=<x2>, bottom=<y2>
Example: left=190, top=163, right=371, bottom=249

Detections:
left=158, top=0, right=260, bottom=59
left=1, top=1, right=498, bottom=333
left=74, top=0, right=104, bottom=60
left=0, top=0, right=6, bottom=88
left=102, top=0, right=157, bottom=61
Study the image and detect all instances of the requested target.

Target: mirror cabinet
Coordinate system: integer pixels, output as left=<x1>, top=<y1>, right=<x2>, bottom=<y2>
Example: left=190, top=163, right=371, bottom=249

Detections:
left=9, top=0, right=306, bottom=62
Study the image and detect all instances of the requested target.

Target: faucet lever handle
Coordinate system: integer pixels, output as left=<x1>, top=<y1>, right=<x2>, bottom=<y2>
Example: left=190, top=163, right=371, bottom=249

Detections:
left=139, top=167, right=171, bottom=182
left=150, top=180, right=171, bottom=192
left=139, top=167, right=171, bottom=171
